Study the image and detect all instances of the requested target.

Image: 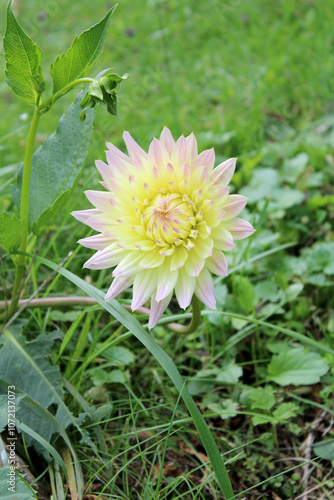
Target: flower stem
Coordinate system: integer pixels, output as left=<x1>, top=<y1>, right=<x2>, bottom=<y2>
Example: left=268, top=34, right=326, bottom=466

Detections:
left=37, top=78, right=94, bottom=114
left=18, top=108, right=40, bottom=265
left=7, top=108, right=40, bottom=318
left=168, top=295, right=202, bottom=335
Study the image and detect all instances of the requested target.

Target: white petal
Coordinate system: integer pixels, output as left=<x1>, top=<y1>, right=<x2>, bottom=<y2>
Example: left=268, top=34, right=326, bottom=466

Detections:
left=131, top=270, right=156, bottom=310
left=84, top=244, right=125, bottom=269
left=223, top=218, right=255, bottom=240
left=211, top=226, right=235, bottom=251
left=123, top=131, right=147, bottom=161
left=95, top=160, right=112, bottom=187
left=175, top=269, right=196, bottom=309
left=210, top=158, right=236, bottom=186
left=206, top=249, right=228, bottom=276
left=195, top=267, right=216, bottom=309
left=159, top=127, right=175, bottom=156
left=171, top=135, right=187, bottom=166
left=106, top=150, right=132, bottom=175
left=192, top=148, right=215, bottom=171
left=72, top=209, right=100, bottom=223
left=222, top=195, right=247, bottom=220
left=184, top=249, right=205, bottom=277
left=185, top=133, right=198, bottom=163
left=148, top=292, right=173, bottom=329
left=113, top=252, right=143, bottom=276
left=156, top=265, right=178, bottom=302
left=105, top=276, right=132, bottom=301
left=148, top=138, right=169, bottom=171
left=106, top=141, right=130, bottom=163
left=85, top=190, right=116, bottom=212
left=78, top=234, right=114, bottom=250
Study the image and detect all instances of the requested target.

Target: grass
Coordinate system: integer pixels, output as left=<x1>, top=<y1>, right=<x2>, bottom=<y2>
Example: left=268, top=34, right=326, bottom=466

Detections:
left=1, top=0, right=334, bottom=498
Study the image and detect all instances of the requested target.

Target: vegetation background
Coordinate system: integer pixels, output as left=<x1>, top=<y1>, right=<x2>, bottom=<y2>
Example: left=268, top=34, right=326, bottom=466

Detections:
left=0, top=0, right=334, bottom=498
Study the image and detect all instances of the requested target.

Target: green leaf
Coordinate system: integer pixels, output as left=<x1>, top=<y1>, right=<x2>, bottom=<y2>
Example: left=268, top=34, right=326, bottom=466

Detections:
left=108, top=369, right=128, bottom=384
left=252, top=415, right=273, bottom=426
left=216, top=362, right=243, bottom=384
left=3, top=0, right=45, bottom=105
left=254, top=280, right=284, bottom=303
left=50, top=7, right=115, bottom=94
left=79, top=72, right=128, bottom=120
left=0, top=468, right=38, bottom=499
left=0, top=393, right=25, bottom=431
left=313, top=439, right=334, bottom=460
left=282, top=153, right=309, bottom=183
left=103, top=346, right=135, bottom=366
left=272, top=402, right=299, bottom=422
left=0, top=326, right=92, bottom=454
left=207, top=399, right=239, bottom=420
left=15, top=94, right=94, bottom=235
left=268, top=347, right=330, bottom=386
left=0, top=396, right=66, bottom=474
left=248, top=386, right=276, bottom=411
left=33, top=254, right=235, bottom=499
left=235, top=276, right=253, bottom=314
left=0, top=212, right=23, bottom=253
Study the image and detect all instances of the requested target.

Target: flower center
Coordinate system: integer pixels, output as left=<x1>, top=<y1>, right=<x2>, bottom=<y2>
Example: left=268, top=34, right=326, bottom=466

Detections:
left=142, top=193, right=196, bottom=244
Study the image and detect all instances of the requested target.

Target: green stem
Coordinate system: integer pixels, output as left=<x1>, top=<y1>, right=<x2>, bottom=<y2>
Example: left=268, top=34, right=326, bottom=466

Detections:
left=168, top=295, right=202, bottom=334
left=7, top=109, right=40, bottom=318
left=38, top=78, right=94, bottom=114
left=18, top=108, right=40, bottom=265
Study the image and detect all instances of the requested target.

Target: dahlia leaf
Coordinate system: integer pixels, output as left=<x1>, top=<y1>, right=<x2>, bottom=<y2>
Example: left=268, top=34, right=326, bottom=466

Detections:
left=50, top=7, right=115, bottom=94
left=14, top=94, right=94, bottom=235
left=0, top=325, right=93, bottom=457
left=3, top=0, right=45, bottom=105
left=0, top=212, right=23, bottom=253
left=0, top=465, right=38, bottom=499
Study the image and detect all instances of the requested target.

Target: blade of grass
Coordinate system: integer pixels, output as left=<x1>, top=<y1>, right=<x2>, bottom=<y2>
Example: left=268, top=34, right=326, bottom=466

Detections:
left=27, top=252, right=235, bottom=500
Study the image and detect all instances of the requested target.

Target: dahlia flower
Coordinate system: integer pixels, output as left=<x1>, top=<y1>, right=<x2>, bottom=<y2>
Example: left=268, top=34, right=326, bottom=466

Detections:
left=73, top=128, right=254, bottom=328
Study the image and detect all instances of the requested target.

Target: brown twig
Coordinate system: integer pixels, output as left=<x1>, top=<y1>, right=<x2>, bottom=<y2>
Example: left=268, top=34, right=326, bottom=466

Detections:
left=0, top=293, right=193, bottom=332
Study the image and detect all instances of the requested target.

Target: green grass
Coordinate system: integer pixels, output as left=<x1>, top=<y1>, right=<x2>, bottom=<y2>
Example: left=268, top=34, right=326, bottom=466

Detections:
left=1, top=0, right=334, bottom=498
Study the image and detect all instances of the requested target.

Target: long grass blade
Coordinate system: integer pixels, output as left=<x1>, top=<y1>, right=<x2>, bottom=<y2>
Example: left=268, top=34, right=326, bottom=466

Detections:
left=32, top=253, right=235, bottom=499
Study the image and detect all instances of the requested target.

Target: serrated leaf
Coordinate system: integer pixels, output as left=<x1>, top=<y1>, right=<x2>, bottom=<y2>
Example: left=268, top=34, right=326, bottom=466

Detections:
left=0, top=326, right=91, bottom=453
left=248, top=386, right=276, bottom=411
left=3, top=0, right=45, bottom=105
left=0, top=212, right=23, bottom=253
left=272, top=402, right=299, bottom=422
left=0, top=393, right=25, bottom=431
left=89, top=403, right=113, bottom=424
left=93, top=368, right=127, bottom=386
left=14, top=94, right=94, bottom=235
left=50, top=8, right=115, bottom=94
left=268, top=348, right=330, bottom=386
left=207, top=399, right=239, bottom=420
left=252, top=415, right=273, bottom=426
left=0, top=468, right=38, bottom=499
